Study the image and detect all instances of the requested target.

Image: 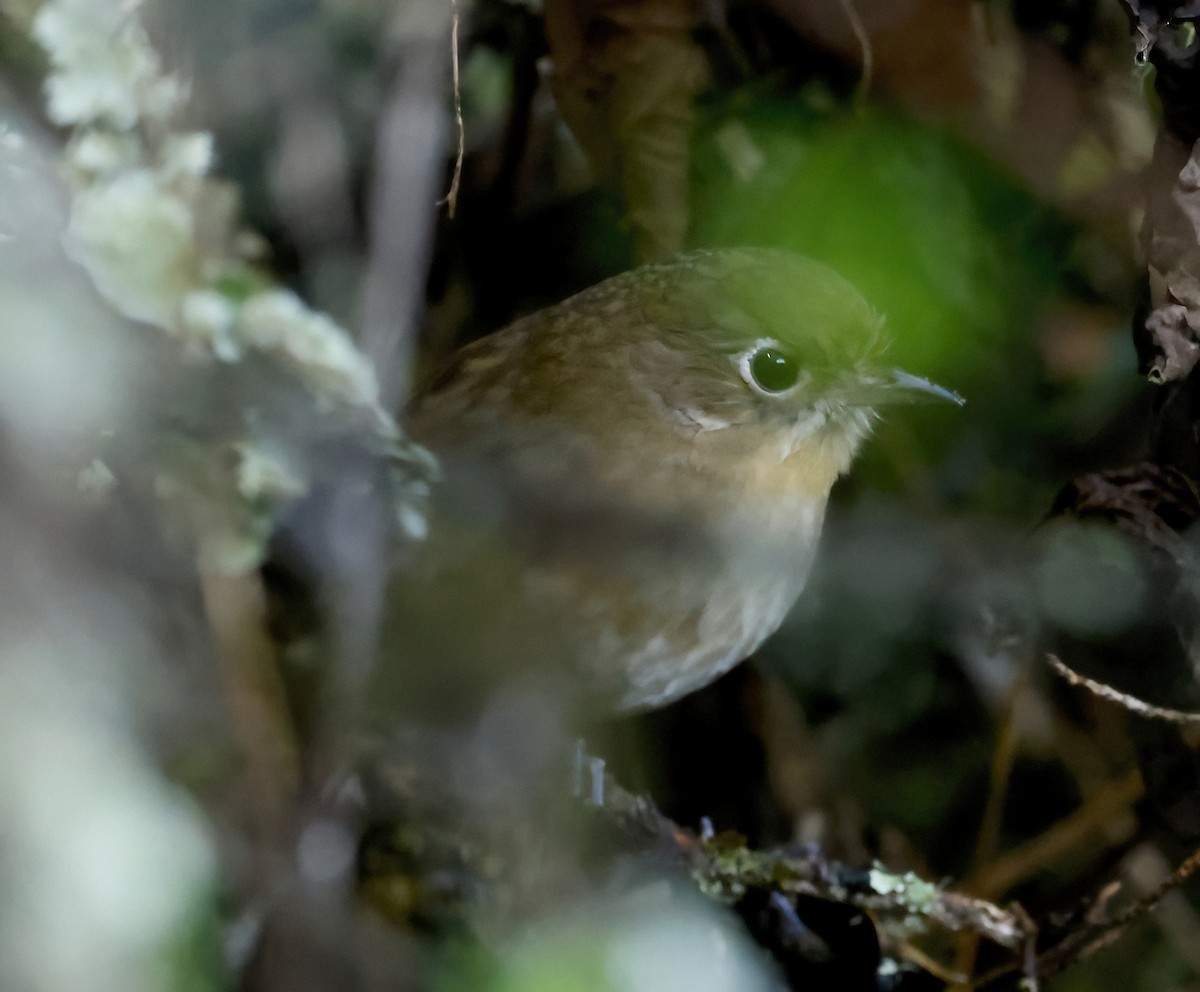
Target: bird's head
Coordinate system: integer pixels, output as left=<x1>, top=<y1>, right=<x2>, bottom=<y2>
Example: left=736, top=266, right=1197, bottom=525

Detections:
left=413, top=247, right=960, bottom=518
left=553, top=248, right=961, bottom=499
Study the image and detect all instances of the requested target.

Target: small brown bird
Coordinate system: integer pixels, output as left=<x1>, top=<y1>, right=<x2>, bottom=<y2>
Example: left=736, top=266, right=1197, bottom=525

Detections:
left=392, top=248, right=959, bottom=714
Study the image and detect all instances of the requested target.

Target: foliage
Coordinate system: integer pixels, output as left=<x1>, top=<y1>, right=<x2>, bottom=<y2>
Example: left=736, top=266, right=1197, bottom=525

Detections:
left=4, top=0, right=1200, bottom=990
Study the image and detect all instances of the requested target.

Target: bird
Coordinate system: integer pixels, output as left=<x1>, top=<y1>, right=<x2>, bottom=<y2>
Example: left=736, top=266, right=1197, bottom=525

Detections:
left=375, top=248, right=961, bottom=719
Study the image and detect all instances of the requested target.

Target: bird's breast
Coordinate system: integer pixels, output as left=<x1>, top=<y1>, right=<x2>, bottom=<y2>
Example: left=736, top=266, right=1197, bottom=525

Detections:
left=561, top=491, right=828, bottom=711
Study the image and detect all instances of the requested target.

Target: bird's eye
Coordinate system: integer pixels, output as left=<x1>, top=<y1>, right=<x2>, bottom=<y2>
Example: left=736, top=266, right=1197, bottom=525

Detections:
left=747, top=345, right=801, bottom=394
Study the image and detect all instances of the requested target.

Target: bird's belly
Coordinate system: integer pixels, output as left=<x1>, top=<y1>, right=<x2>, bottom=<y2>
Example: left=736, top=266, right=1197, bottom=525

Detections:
left=602, top=577, right=801, bottom=710
left=523, top=496, right=825, bottom=710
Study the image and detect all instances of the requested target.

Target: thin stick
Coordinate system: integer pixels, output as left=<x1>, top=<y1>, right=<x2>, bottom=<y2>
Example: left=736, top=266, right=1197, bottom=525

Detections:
left=439, top=0, right=464, bottom=218
left=896, top=940, right=969, bottom=985
left=837, top=0, right=873, bottom=99
left=1046, top=653, right=1200, bottom=725
left=965, top=770, right=1143, bottom=899
left=200, top=569, right=300, bottom=856
left=1037, top=845, right=1200, bottom=978
left=973, top=841, right=1200, bottom=987
left=953, top=666, right=1027, bottom=987
left=361, top=0, right=454, bottom=406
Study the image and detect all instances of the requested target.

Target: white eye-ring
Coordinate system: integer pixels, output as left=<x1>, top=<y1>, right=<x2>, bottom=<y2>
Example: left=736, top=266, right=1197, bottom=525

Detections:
left=736, top=339, right=806, bottom=396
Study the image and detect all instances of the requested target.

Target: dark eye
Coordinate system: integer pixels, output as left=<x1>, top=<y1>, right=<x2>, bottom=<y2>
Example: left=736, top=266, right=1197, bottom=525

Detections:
left=748, top=346, right=800, bottom=393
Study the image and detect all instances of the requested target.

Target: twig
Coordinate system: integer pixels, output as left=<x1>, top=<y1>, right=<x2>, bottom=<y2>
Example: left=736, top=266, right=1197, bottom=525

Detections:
left=1014, top=902, right=1040, bottom=991
left=973, top=845, right=1200, bottom=988
left=1046, top=653, right=1200, bottom=725
left=965, top=769, right=1143, bottom=899
left=200, top=569, right=301, bottom=856
left=439, top=0, right=464, bottom=218
left=897, top=940, right=969, bottom=985
left=973, top=667, right=1027, bottom=874
left=953, top=664, right=1028, bottom=987
left=361, top=0, right=454, bottom=405
left=592, top=767, right=1033, bottom=951
left=836, top=0, right=873, bottom=100
left=1037, top=845, right=1200, bottom=978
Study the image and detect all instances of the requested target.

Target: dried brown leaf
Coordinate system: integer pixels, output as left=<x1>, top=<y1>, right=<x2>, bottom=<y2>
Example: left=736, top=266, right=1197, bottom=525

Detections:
left=544, top=0, right=708, bottom=261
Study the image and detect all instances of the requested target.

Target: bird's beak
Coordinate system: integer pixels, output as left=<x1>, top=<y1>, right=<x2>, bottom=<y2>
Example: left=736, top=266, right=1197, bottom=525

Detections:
left=844, top=368, right=964, bottom=408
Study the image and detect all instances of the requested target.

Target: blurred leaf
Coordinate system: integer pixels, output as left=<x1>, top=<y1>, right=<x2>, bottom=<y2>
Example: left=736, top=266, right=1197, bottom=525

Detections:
left=692, top=101, right=1072, bottom=386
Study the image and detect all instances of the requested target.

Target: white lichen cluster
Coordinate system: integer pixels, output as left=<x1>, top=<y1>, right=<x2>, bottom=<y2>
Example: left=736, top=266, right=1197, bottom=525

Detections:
left=33, top=0, right=383, bottom=412
left=33, top=0, right=182, bottom=128
left=868, top=865, right=940, bottom=914
left=26, top=0, right=430, bottom=572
